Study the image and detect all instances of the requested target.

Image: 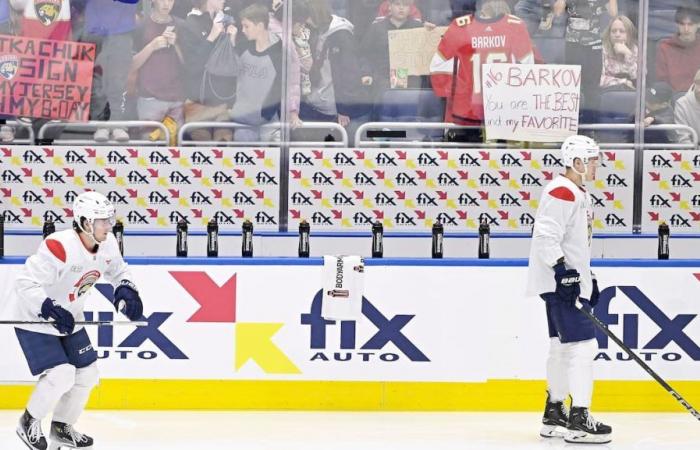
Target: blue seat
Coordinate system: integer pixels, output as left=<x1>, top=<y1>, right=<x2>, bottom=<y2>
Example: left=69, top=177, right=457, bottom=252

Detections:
left=599, top=89, right=636, bottom=121
left=377, top=89, right=445, bottom=140
left=532, top=36, right=565, bottom=64
left=597, top=89, right=636, bottom=143
left=649, top=9, right=677, bottom=42
left=378, top=89, right=442, bottom=122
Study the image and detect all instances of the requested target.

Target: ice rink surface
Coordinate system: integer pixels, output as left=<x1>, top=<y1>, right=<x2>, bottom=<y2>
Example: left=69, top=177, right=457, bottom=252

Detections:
left=0, top=411, right=698, bottom=450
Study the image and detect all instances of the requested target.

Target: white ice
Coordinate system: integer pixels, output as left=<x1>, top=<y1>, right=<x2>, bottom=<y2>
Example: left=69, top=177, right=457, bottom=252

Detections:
left=1, top=411, right=698, bottom=449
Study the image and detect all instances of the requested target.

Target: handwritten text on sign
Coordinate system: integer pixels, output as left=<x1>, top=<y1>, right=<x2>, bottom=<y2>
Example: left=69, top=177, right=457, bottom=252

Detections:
left=0, top=35, right=95, bottom=121
left=482, top=64, right=581, bottom=142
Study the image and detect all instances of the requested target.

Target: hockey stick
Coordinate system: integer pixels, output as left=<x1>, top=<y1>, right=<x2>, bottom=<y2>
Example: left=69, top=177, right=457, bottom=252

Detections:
left=576, top=302, right=700, bottom=421
left=0, top=320, right=148, bottom=327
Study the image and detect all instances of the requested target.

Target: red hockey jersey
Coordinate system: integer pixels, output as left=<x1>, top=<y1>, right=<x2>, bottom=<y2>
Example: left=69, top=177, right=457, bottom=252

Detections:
left=430, top=14, right=534, bottom=124
left=20, top=0, right=72, bottom=41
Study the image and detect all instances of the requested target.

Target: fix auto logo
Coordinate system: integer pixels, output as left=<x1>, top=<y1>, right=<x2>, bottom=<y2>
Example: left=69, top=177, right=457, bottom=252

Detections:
left=301, top=290, right=430, bottom=363
left=170, top=272, right=299, bottom=374
left=593, top=277, right=700, bottom=362
left=89, top=284, right=187, bottom=360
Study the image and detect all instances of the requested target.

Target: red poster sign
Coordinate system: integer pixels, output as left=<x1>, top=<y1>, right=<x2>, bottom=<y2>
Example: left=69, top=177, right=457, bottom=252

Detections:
left=0, top=34, right=95, bottom=121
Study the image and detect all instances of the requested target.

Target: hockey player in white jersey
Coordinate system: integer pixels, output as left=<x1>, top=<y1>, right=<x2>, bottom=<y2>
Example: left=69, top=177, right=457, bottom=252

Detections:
left=526, top=135, right=612, bottom=444
left=11, top=191, right=143, bottom=450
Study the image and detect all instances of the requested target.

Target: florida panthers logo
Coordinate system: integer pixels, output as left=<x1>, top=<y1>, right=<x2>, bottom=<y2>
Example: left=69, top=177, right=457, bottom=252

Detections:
left=35, top=0, right=62, bottom=26
left=0, top=55, right=18, bottom=80
left=69, top=270, right=101, bottom=302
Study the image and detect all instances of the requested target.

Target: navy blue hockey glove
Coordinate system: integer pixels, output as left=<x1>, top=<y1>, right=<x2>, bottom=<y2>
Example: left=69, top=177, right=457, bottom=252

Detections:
left=590, top=274, right=600, bottom=308
left=553, top=262, right=581, bottom=307
left=39, top=298, right=75, bottom=335
left=113, top=281, right=143, bottom=321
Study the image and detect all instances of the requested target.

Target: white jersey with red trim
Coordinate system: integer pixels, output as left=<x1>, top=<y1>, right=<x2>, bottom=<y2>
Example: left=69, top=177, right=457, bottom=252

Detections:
left=10, top=229, right=132, bottom=335
left=526, top=175, right=594, bottom=298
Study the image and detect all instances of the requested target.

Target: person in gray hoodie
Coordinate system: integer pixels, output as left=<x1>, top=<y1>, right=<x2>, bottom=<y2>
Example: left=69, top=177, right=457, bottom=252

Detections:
left=301, top=0, right=371, bottom=144
left=674, top=69, right=700, bottom=145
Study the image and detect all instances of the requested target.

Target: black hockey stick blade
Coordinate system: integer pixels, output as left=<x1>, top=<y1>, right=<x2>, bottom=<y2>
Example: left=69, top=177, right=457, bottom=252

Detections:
left=576, top=302, right=700, bottom=421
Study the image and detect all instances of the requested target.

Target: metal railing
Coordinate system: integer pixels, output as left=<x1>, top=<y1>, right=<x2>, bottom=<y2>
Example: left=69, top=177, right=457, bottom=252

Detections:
left=579, top=124, right=698, bottom=149
left=3, top=120, right=35, bottom=145
left=355, top=122, right=699, bottom=149
left=29, top=120, right=697, bottom=150
left=37, top=121, right=170, bottom=146
left=178, top=121, right=349, bottom=147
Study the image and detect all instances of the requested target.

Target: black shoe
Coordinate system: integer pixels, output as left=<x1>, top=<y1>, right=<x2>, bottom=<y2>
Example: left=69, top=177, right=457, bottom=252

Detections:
left=540, top=393, right=569, bottom=438
left=49, top=421, right=94, bottom=449
left=565, top=406, right=612, bottom=444
left=16, top=410, right=47, bottom=450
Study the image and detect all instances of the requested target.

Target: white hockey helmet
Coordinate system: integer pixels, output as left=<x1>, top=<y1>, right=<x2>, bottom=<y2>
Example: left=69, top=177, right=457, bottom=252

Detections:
left=73, top=191, right=115, bottom=229
left=561, top=135, right=600, bottom=168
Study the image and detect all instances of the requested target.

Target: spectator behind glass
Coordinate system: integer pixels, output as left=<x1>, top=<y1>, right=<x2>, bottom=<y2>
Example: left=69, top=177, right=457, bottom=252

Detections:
left=80, top=0, right=139, bottom=142
left=360, top=0, right=428, bottom=105
left=514, top=0, right=566, bottom=37
left=644, top=81, right=676, bottom=144
left=301, top=0, right=371, bottom=143
left=10, top=0, right=72, bottom=41
left=429, top=0, right=534, bottom=142
left=268, top=0, right=305, bottom=129
left=557, top=0, right=618, bottom=123
left=179, top=0, right=238, bottom=142
left=377, top=0, right=422, bottom=20
left=229, top=3, right=284, bottom=141
left=347, top=0, right=425, bottom=39
left=130, top=0, right=186, bottom=140
left=600, top=15, right=637, bottom=90
left=674, top=68, right=700, bottom=144
left=656, top=6, right=700, bottom=94
left=287, top=1, right=315, bottom=99
left=348, top=0, right=383, bottom=38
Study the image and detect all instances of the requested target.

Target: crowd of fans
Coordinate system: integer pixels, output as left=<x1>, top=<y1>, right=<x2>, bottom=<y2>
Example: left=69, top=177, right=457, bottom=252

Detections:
left=0, top=0, right=698, bottom=145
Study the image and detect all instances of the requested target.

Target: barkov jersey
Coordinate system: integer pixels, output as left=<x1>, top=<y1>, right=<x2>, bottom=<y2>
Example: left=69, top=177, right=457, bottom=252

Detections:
left=526, top=175, right=594, bottom=299
left=430, top=13, right=534, bottom=124
left=10, top=229, right=133, bottom=335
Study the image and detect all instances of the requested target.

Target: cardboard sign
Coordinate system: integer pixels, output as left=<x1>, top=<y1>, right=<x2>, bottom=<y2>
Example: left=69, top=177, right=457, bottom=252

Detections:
left=388, top=26, right=447, bottom=85
left=0, top=34, right=95, bottom=121
left=482, top=63, right=581, bottom=142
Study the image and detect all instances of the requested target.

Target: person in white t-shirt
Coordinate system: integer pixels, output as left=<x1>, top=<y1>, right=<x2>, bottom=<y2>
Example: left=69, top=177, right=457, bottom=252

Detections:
left=526, top=134, right=612, bottom=445
left=11, top=191, right=143, bottom=450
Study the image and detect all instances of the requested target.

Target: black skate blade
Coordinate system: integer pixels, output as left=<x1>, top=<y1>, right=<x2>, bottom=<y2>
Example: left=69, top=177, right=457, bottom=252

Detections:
left=16, top=427, right=45, bottom=450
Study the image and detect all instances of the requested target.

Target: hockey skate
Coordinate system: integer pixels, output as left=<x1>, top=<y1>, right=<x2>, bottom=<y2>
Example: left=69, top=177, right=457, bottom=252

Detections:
left=49, top=421, right=93, bottom=450
left=565, top=406, right=612, bottom=444
left=539, top=393, right=569, bottom=438
left=17, top=410, right=47, bottom=450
